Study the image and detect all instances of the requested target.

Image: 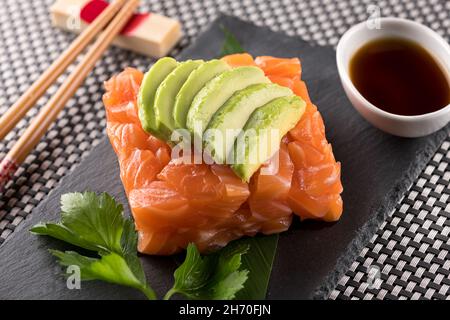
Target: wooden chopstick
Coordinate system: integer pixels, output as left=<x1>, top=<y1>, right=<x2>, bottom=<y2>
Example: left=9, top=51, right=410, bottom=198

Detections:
left=0, top=0, right=128, bottom=141
left=0, top=0, right=140, bottom=192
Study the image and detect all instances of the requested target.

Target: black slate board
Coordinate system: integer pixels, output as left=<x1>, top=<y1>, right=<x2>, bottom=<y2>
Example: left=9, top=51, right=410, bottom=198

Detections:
left=1, top=15, right=448, bottom=300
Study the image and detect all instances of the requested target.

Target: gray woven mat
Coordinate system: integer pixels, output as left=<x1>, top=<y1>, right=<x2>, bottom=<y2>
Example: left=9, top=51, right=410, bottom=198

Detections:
left=0, top=0, right=449, bottom=300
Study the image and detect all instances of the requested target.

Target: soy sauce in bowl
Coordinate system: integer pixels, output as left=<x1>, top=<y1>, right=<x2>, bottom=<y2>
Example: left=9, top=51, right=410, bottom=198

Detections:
left=349, top=37, right=450, bottom=116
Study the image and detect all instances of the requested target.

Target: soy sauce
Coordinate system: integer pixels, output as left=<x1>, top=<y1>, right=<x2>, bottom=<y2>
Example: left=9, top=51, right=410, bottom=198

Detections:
left=350, top=37, right=450, bottom=116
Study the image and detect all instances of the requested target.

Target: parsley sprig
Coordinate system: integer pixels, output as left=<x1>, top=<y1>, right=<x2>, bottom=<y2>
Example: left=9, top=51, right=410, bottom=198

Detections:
left=31, top=192, right=156, bottom=299
left=164, top=243, right=249, bottom=300
left=31, top=192, right=249, bottom=300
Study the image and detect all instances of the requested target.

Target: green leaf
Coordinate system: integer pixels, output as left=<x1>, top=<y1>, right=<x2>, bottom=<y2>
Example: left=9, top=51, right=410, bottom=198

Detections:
left=59, top=192, right=124, bottom=254
left=30, top=222, right=99, bottom=252
left=165, top=243, right=249, bottom=300
left=235, top=235, right=279, bottom=300
left=220, top=25, right=244, bottom=57
left=49, top=250, right=100, bottom=281
left=31, top=191, right=155, bottom=300
left=50, top=250, right=156, bottom=300
left=120, top=219, right=147, bottom=285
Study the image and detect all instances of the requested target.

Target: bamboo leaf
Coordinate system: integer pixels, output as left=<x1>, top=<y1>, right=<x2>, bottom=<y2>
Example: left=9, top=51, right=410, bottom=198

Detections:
left=233, top=235, right=278, bottom=300
left=220, top=25, right=244, bottom=57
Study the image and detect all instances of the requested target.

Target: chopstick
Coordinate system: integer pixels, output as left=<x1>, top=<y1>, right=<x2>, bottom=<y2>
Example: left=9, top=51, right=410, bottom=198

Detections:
left=0, top=0, right=140, bottom=192
left=0, top=0, right=129, bottom=141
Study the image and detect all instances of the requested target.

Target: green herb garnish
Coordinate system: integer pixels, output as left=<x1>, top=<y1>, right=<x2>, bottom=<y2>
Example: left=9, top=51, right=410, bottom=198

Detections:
left=164, top=242, right=249, bottom=300
left=31, top=192, right=250, bottom=300
left=31, top=192, right=156, bottom=299
left=235, top=235, right=278, bottom=299
left=220, top=25, right=244, bottom=57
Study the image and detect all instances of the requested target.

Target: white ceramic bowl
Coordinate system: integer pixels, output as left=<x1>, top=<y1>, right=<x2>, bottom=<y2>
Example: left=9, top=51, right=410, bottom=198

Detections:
left=336, top=17, right=450, bottom=137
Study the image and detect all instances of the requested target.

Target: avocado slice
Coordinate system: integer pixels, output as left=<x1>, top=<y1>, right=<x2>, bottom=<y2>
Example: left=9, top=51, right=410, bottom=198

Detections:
left=173, top=59, right=231, bottom=129
left=186, top=66, right=269, bottom=140
left=154, top=59, right=204, bottom=137
left=138, top=57, right=178, bottom=140
left=232, top=96, right=306, bottom=182
left=204, top=83, right=293, bottom=164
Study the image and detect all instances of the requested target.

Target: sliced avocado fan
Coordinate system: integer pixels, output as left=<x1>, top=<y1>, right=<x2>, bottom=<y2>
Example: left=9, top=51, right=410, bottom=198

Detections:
left=186, top=66, right=270, bottom=141
left=138, top=57, right=178, bottom=140
left=154, top=59, right=203, bottom=139
left=137, top=57, right=306, bottom=182
left=173, top=59, right=231, bottom=129
left=232, top=96, right=306, bottom=182
left=204, top=83, right=293, bottom=164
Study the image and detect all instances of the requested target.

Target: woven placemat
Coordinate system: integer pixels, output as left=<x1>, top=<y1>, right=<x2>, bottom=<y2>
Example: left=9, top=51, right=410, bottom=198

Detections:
left=0, top=0, right=449, bottom=300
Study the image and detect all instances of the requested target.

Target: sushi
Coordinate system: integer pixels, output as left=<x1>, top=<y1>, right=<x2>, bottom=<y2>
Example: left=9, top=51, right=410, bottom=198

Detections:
left=102, top=53, right=343, bottom=255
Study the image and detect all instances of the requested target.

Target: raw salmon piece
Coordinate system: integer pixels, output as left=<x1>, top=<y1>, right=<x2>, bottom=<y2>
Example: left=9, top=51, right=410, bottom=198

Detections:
left=289, top=103, right=327, bottom=150
left=248, top=139, right=294, bottom=234
left=222, top=53, right=310, bottom=103
left=129, top=181, right=193, bottom=230
left=266, top=76, right=311, bottom=104
left=131, top=162, right=252, bottom=254
left=255, top=56, right=301, bottom=79
left=118, top=149, right=162, bottom=191
left=158, top=159, right=249, bottom=220
left=287, top=103, right=343, bottom=221
left=292, top=78, right=311, bottom=103
left=221, top=53, right=256, bottom=68
left=138, top=229, right=181, bottom=255
left=106, top=122, right=171, bottom=192
left=107, top=122, right=155, bottom=153
left=259, top=215, right=293, bottom=235
left=103, top=67, right=143, bottom=124
left=267, top=75, right=294, bottom=90
left=222, top=54, right=302, bottom=79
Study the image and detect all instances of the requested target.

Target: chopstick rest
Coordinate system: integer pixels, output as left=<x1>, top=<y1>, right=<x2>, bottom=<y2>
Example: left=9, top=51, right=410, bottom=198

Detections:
left=51, top=0, right=182, bottom=57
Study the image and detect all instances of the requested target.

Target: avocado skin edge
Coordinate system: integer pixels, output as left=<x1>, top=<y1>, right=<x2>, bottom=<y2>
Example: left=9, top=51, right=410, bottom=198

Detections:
left=138, top=57, right=178, bottom=141
left=231, top=96, right=306, bottom=182
left=154, top=60, right=204, bottom=138
left=173, top=59, right=231, bottom=129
